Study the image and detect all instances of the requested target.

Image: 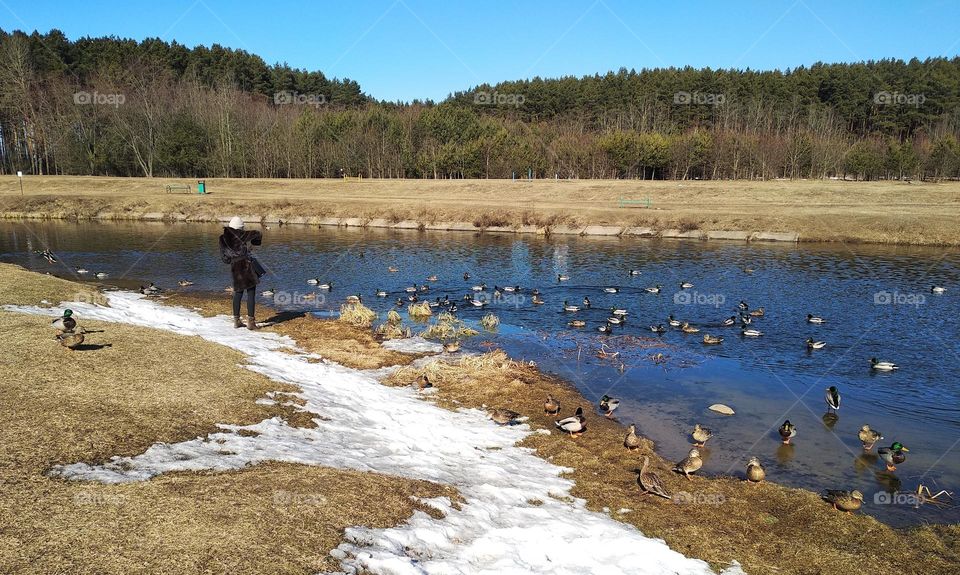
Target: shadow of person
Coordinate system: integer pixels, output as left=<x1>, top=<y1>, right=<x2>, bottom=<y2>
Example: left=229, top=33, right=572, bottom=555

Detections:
left=74, top=343, right=113, bottom=351
left=260, top=310, right=306, bottom=326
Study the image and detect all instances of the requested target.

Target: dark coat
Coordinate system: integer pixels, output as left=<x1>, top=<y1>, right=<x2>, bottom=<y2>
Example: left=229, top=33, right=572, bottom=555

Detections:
left=219, top=227, right=263, bottom=291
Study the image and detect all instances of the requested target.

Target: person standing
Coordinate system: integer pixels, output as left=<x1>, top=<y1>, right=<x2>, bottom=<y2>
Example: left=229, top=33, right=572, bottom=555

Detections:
left=219, top=216, right=263, bottom=329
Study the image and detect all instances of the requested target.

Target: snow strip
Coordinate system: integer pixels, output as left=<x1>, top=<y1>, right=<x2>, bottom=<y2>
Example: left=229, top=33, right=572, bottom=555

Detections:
left=9, top=293, right=744, bottom=575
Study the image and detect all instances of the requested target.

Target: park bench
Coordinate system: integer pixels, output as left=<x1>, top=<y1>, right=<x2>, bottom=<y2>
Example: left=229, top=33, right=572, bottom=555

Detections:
left=618, top=196, right=651, bottom=208
left=164, top=184, right=192, bottom=194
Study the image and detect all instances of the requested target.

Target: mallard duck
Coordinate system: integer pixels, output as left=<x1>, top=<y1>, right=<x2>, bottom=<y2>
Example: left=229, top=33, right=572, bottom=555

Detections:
left=645, top=285, right=662, bottom=294
left=878, top=442, right=909, bottom=471
left=673, top=448, right=703, bottom=480
left=503, top=285, right=519, bottom=292
left=667, top=315, right=682, bottom=327
left=824, top=386, right=841, bottom=413
left=739, top=314, right=752, bottom=325
left=749, top=307, right=765, bottom=317
left=448, top=303, right=458, bottom=313
left=562, top=300, right=580, bottom=312
left=628, top=269, right=641, bottom=276
left=650, top=324, right=666, bottom=334
left=261, top=288, right=276, bottom=297
left=376, top=289, right=388, bottom=297
left=606, top=316, right=624, bottom=326
left=680, top=281, right=694, bottom=289
left=417, top=375, right=432, bottom=390
left=557, top=274, right=570, bottom=282
left=823, top=489, right=863, bottom=513
left=95, top=272, right=108, bottom=279
left=307, top=278, right=320, bottom=285
left=316, top=282, right=333, bottom=290
left=604, top=287, right=619, bottom=294
left=582, top=296, right=591, bottom=308
left=470, top=299, right=486, bottom=308
left=722, top=316, right=737, bottom=327
left=301, top=292, right=316, bottom=300
left=140, top=283, right=161, bottom=296
left=806, top=338, right=826, bottom=350
left=531, top=295, right=545, bottom=305
left=691, top=423, right=713, bottom=447
left=738, top=301, right=749, bottom=311
left=807, top=313, right=826, bottom=324
left=471, top=283, right=486, bottom=292
left=388, top=266, right=399, bottom=273
left=741, top=328, right=763, bottom=337
left=637, top=456, right=671, bottom=499
left=611, top=307, right=628, bottom=316
left=488, top=408, right=521, bottom=425
left=463, top=272, right=470, bottom=280
left=870, top=358, right=899, bottom=371
left=599, top=395, right=620, bottom=418
left=75, top=267, right=89, bottom=274
left=395, top=297, right=404, bottom=307
left=493, top=288, right=503, bottom=299
left=555, top=406, right=586, bottom=436
left=931, top=286, right=947, bottom=294
left=858, top=424, right=883, bottom=451
left=404, top=286, right=418, bottom=293
left=56, top=331, right=85, bottom=350
left=345, top=294, right=362, bottom=304
left=680, top=322, right=700, bottom=334
left=419, top=284, right=430, bottom=293
left=597, top=324, right=612, bottom=334
left=52, top=309, right=77, bottom=333
left=544, top=395, right=561, bottom=415
left=746, top=457, right=766, bottom=484
left=177, top=279, right=193, bottom=287
left=426, top=275, right=439, bottom=282
left=779, top=420, right=797, bottom=444
left=567, top=320, right=586, bottom=328
left=443, top=341, right=461, bottom=353
left=624, top=424, right=641, bottom=450
left=702, top=334, right=723, bottom=345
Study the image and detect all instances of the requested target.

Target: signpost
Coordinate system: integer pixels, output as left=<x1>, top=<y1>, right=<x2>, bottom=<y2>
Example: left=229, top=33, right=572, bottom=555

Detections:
left=17, top=171, right=22, bottom=196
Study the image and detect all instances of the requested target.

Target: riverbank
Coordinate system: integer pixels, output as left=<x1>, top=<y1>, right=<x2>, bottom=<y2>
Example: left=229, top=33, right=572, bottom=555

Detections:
left=3, top=176, right=960, bottom=245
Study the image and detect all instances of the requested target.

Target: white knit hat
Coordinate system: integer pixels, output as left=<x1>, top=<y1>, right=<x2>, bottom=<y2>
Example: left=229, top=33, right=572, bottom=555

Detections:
left=228, top=216, right=244, bottom=230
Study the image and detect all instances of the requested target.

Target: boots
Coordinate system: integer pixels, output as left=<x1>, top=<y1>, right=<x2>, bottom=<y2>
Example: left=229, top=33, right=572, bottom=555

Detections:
left=234, top=316, right=244, bottom=329
left=246, top=316, right=258, bottom=330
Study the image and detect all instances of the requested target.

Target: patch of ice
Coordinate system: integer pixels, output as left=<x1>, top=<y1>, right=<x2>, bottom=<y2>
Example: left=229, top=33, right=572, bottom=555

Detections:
left=380, top=336, right=443, bottom=354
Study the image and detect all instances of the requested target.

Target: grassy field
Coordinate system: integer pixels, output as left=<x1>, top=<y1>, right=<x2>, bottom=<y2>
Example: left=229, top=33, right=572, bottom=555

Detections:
left=2, top=175, right=960, bottom=245
left=0, top=264, right=457, bottom=574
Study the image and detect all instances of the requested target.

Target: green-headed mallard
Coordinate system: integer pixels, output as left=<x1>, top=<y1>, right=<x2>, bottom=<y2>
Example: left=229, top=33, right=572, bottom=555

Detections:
left=824, top=386, right=841, bottom=413
left=57, top=331, right=84, bottom=350
left=624, top=424, right=641, bottom=450
left=806, top=338, right=826, bottom=350
left=488, top=408, right=521, bottom=425
left=557, top=274, right=570, bottom=282
left=807, top=313, right=826, bottom=324
left=680, top=281, right=694, bottom=289
left=597, top=324, right=611, bottom=334
left=722, top=316, right=737, bottom=326
left=650, top=324, right=666, bottom=334
left=599, top=395, right=620, bottom=418
left=673, top=448, right=703, bottom=480
left=628, top=269, right=641, bottom=276
left=544, top=394, right=561, bottom=415
left=931, top=286, right=946, bottom=294
left=738, top=301, right=749, bottom=311
left=606, top=316, right=624, bottom=326
left=702, top=334, right=723, bottom=345
left=52, top=309, right=77, bottom=333
left=741, top=328, right=763, bottom=337
left=582, top=296, right=591, bottom=308
left=604, top=287, right=619, bottom=294
left=878, top=442, right=909, bottom=471
left=645, top=285, right=662, bottom=294
left=823, top=489, right=863, bottom=513
left=562, top=300, right=580, bottom=312
left=746, top=456, right=766, bottom=484
left=858, top=424, right=883, bottom=451
left=691, top=424, right=713, bottom=447
left=611, top=307, right=628, bottom=316
left=75, top=267, right=89, bottom=274
left=779, top=420, right=797, bottom=444
left=668, top=315, right=682, bottom=327
left=555, top=406, right=586, bottom=437
left=870, top=357, right=898, bottom=371
left=637, top=456, right=671, bottom=499
left=376, top=289, right=388, bottom=297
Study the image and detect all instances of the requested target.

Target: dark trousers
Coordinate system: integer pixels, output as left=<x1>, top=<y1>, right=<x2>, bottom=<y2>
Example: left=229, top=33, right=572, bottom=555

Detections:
left=232, top=287, right=256, bottom=317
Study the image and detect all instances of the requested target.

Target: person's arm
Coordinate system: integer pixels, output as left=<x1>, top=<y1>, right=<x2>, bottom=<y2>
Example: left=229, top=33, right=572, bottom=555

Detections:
left=243, top=230, right=263, bottom=246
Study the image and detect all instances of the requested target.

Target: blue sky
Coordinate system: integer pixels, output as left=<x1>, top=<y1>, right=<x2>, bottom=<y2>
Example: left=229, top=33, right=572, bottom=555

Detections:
left=2, top=0, right=958, bottom=102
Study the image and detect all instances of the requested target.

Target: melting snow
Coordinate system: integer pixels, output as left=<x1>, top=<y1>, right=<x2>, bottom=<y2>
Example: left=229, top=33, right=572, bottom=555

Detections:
left=8, top=293, right=744, bottom=575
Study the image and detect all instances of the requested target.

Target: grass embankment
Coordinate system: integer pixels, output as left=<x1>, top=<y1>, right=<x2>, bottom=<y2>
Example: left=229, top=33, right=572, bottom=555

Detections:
left=0, top=264, right=455, bottom=574
left=2, top=176, right=960, bottom=245
left=384, top=351, right=960, bottom=575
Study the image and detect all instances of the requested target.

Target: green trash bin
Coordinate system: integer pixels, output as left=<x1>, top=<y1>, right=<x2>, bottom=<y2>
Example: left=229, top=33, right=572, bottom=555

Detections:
left=197, top=180, right=206, bottom=194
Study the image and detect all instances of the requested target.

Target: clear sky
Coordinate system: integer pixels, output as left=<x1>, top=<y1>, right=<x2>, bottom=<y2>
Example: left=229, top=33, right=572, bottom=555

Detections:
left=1, top=0, right=958, bottom=102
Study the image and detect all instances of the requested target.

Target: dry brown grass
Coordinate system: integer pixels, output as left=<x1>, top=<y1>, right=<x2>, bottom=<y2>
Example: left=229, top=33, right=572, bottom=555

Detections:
left=338, top=302, right=377, bottom=328
left=2, top=176, right=960, bottom=245
left=0, top=270, right=458, bottom=574
left=0, top=262, right=107, bottom=307
left=388, top=350, right=960, bottom=575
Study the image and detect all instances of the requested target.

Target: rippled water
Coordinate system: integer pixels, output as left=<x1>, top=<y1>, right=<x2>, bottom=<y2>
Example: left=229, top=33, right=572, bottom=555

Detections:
left=3, top=220, right=959, bottom=527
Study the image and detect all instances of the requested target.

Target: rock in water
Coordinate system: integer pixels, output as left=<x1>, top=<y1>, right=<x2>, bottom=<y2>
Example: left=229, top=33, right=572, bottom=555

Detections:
left=708, top=403, right=735, bottom=415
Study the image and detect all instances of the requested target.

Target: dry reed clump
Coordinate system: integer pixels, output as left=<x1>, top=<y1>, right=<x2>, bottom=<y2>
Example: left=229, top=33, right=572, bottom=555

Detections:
left=339, top=302, right=377, bottom=328
left=419, top=311, right=479, bottom=341
left=386, top=309, right=403, bottom=324
left=375, top=321, right=412, bottom=340
left=480, top=313, right=500, bottom=331
left=407, top=301, right=433, bottom=319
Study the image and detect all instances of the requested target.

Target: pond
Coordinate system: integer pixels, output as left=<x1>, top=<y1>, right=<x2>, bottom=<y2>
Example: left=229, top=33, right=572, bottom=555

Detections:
left=3, top=219, right=959, bottom=527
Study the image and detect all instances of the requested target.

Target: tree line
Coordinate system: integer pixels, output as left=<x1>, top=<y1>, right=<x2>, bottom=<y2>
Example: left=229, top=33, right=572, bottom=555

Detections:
left=1, top=28, right=959, bottom=181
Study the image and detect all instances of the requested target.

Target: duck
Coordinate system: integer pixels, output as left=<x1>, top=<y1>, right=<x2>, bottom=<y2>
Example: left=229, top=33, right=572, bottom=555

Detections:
left=470, top=299, right=487, bottom=308
left=739, top=314, right=752, bottom=325
left=606, top=316, right=624, bottom=326
left=680, top=281, right=694, bottom=289
left=582, top=296, right=591, bottom=308
left=738, top=301, right=749, bottom=311
left=650, top=324, right=666, bottom=334
left=57, top=331, right=85, bottom=350
left=628, top=269, right=642, bottom=276
left=673, top=448, right=703, bottom=480
left=419, top=284, right=430, bottom=293
left=599, top=395, right=620, bottom=418
left=931, top=286, right=947, bottom=294
left=544, top=395, right=561, bottom=415
left=604, top=287, right=620, bottom=294
left=301, top=293, right=316, bottom=301
left=721, top=316, right=737, bottom=327
left=139, top=283, right=161, bottom=296
left=557, top=274, right=570, bottom=282
left=345, top=294, right=362, bottom=304
left=405, top=286, right=418, bottom=293
left=471, top=283, right=486, bottom=292
left=741, top=328, right=763, bottom=337
left=463, top=272, right=470, bottom=280
left=624, top=424, right=642, bottom=450
left=502, top=285, right=519, bottom=292
left=531, top=295, right=545, bottom=305
left=680, top=322, right=700, bottom=334
left=75, top=267, right=89, bottom=274
left=316, top=282, right=333, bottom=290
left=388, top=266, right=399, bottom=273
left=488, top=408, right=521, bottom=425
left=443, top=341, right=461, bottom=353
left=376, top=289, right=389, bottom=297
left=858, top=424, right=883, bottom=451
left=426, top=275, right=439, bottom=282
left=567, top=320, right=586, bottom=328
left=562, top=300, right=580, bottom=312
left=824, top=386, right=841, bottom=413
left=95, top=272, right=108, bottom=279
left=531, top=288, right=541, bottom=296
left=597, top=324, right=612, bottom=334
left=637, top=456, right=671, bottom=499
left=555, top=406, right=586, bottom=436
left=691, top=423, right=713, bottom=447
left=878, top=442, right=909, bottom=471
left=645, top=285, right=662, bottom=294
left=749, top=307, right=765, bottom=317
left=667, top=315, right=682, bottom=327
left=806, top=338, right=826, bottom=350
left=261, top=288, right=276, bottom=297
left=52, top=309, right=77, bottom=333
left=395, top=297, right=404, bottom=307
left=417, top=375, right=432, bottom=390
left=702, top=334, right=723, bottom=345
left=177, top=280, right=194, bottom=287
left=306, top=278, right=320, bottom=285
left=746, top=457, right=766, bottom=484
left=807, top=313, right=826, bottom=324
left=778, top=420, right=797, bottom=444
left=823, top=490, right=864, bottom=513
left=611, top=307, right=628, bottom=317
left=870, top=358, right=899, bottom=371
left=448, top=303, right=458, bottom=313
